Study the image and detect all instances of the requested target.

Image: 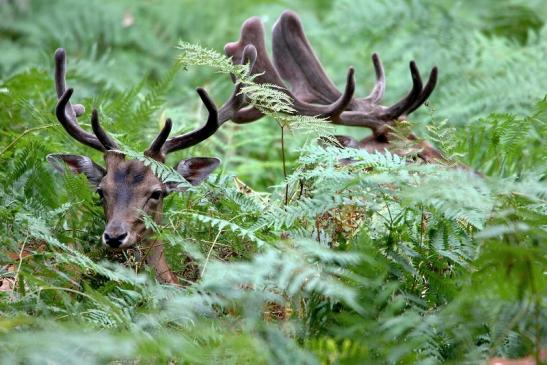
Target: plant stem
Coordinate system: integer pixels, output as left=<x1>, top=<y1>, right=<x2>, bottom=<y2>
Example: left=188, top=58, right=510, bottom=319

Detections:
left=280, top=124, right=288, bottom=205
left=0, top=124, right=57, bottom=158
left=201, top=228, right=223, bottom=277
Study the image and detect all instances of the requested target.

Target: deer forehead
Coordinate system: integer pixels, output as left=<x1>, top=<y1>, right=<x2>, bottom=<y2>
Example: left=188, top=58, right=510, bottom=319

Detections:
left=102, top=154, right=161, bottom=193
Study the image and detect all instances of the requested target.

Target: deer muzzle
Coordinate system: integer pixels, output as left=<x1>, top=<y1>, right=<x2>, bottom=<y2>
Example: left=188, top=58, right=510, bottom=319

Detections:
left=102, top=222, right=131, bottom=248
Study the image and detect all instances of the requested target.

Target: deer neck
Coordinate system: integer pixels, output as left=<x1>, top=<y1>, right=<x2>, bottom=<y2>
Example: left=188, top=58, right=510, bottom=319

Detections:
left=141, top=209, right=179, bottom=285
left=144, top=238, right=179, bottom=285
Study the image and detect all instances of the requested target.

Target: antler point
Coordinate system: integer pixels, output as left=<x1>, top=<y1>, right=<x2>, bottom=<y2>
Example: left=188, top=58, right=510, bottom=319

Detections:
left=280, top=9, right=299, bottom=21
left=196, top=87, right=207, bottom=99
left=409, top=61, right=420, bottom=79
left=62, top=88, right=74, bottom=99
left=54, top=48, right=66, bottom=59
left=242, top=16, right=263, bottom=31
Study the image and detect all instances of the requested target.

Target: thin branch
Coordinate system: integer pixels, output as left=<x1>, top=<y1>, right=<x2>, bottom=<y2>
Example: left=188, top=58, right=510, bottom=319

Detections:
left=13, top=235, right=28, bottom=290
left=280, top=124, right=289, bottom=205
left=0, top=124, right=57, bottom=158
left=201, top=228, right=223, bottom=277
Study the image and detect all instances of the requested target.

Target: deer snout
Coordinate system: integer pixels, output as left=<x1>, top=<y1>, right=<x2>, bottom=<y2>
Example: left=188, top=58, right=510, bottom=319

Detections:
left=103, top=232, right=128, bottom=248
left=103, top=223, right=130, bottom=248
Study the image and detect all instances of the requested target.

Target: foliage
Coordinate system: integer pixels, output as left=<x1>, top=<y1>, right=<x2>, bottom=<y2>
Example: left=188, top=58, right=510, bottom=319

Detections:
left=0, top=0, right=545, bottom=364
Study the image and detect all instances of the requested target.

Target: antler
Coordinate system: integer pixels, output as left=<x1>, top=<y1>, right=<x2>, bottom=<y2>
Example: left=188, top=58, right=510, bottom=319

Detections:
left=54, top=48, right=118, bottom=152
left=220, top=11, right=437, bottom=139
left=145, top=88, right=220, bottom=160
left=272, top=10, right=437, bottom=131
left=216, top=44, right=262, bottom=124
left=222, top=16, right=356, bottom=124
left=55, top=49, right=222, bottom=161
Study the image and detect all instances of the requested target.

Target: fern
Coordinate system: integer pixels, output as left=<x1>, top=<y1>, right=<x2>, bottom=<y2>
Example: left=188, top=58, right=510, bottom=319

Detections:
left=0, top=2, right=545, bottom=364
left=185, top=212, right=266, bottom=247
left=177, top=42, right=332, bottom=137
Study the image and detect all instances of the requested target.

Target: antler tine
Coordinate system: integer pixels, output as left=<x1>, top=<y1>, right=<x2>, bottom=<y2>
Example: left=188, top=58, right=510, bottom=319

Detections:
left=333, top=60, right=436, bottom=133
left=54, top=48, right=85, bottom=117
left=289, top=66, right=354, bottom=119
left=56, top=88, right=106, bottom=151
left=319, top=67, right=355, bottom=120
left=161, top=88, right=219, bottom=156
left=54, top=49, right=118, bottom=152
left=144, top=119, right=172, bottom=159
left=362, top=53, right=385, bottom=103
left=405, top=66, right=438, bottom=115
left=91, top=109, right=119, bottom=150
left=381, top=61, right=423, bottom=120
left=218, top=44, right=264, bottom=124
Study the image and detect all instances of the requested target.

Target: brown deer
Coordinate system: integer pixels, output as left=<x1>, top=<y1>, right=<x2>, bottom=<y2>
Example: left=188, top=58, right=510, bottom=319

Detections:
left=219, top=10, right=446, bottom=163
left=47, top=49, right=224, bottom=284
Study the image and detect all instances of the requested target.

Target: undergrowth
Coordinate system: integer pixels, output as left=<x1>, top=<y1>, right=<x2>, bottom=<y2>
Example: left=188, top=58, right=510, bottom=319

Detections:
left=0, top=1, right=545, bottom=364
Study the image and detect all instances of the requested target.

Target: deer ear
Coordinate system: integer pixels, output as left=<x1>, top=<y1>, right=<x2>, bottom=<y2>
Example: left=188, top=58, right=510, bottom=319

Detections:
left=174, top=157, right=220, bottom=187
left=47, top=153, right=106, bottom=188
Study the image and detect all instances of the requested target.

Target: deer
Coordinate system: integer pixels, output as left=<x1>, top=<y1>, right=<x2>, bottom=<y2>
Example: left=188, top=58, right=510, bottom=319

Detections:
left=218, top=10, right=446, bottom=164
left=47, top=49, right=225, bottom=284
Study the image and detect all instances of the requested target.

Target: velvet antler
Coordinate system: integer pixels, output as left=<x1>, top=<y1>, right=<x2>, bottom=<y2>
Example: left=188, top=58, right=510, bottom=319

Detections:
left=271, top=11, right=438, bottom=133
left=218, top=11, right=443, bottom=162
left=146, top=88, right=220, bottom=160
left=54, top=49, right=222, bottom=161
left=54, top=49, right=118, bottom=152
left=222, top=15, right=356, bottom=124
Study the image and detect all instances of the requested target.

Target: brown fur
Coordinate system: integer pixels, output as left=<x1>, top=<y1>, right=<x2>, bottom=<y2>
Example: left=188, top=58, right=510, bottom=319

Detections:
left=100, top=152, right=164, bottom=248
left=95, top=152, right=177, bottom=284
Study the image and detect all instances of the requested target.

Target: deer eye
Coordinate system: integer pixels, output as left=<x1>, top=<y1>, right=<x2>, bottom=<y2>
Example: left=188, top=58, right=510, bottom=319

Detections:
left=150, top=190, right=163, bottom=200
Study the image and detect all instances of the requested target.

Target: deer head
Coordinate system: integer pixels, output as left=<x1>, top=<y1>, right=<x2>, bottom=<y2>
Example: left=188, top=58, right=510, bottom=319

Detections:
left=219, top=11, right=445, bottom=163
left=47, top=49, right=222, bottom=283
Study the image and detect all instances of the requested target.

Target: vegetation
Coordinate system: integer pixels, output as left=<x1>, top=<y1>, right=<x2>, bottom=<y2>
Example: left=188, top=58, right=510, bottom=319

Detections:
left=0, top=0, right=545, bottom=364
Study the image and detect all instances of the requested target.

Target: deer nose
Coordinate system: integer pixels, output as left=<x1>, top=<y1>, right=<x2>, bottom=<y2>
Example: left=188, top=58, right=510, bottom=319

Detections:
left=103, top=232, right=128, bottom=248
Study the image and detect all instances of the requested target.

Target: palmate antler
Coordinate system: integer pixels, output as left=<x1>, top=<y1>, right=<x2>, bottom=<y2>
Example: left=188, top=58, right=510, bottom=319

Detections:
left=222, top=14, right=355, bottom=124
left=54, top=48, right=221, bottom=162
left=220, top=11, right=444, bottom=163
